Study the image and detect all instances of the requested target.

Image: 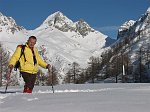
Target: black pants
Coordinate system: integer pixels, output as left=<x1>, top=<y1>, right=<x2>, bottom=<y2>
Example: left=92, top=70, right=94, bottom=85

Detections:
left=20, top=72, right=37, bottom=90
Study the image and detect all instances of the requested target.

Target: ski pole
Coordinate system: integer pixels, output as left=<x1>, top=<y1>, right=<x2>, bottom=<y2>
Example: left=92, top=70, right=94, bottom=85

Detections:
left=5, top=82, right=9, bottom=93
left=48, top=66, right=54, bottom=93
left=51, top=82, right=54, bottom=93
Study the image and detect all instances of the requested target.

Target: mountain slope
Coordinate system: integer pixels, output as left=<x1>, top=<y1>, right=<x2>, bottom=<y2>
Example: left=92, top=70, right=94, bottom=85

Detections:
left=116, top=7, right=150, bottom=62
left=103, top=7, right=150, bottom=82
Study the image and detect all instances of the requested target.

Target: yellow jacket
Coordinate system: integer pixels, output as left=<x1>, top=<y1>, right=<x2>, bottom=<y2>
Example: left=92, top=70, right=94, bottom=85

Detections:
left=9, top=44, right=48, bottom=74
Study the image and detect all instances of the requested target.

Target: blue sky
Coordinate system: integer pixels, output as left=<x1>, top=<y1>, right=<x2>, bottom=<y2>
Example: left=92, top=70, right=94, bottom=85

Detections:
left=0, top=0, right=149, bottom=39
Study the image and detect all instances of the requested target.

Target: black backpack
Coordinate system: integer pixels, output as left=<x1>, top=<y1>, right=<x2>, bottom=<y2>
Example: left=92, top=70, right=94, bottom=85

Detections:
left=14, top=45, right=26, bottom=71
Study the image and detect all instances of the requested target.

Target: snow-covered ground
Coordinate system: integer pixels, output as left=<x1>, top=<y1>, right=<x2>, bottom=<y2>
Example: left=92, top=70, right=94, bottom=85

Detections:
left=0, top=83, right=150, bottom=112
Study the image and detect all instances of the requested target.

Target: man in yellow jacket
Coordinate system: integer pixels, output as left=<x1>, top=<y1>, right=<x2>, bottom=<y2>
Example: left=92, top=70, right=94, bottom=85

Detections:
left=7, top=36, right=51, bottom=93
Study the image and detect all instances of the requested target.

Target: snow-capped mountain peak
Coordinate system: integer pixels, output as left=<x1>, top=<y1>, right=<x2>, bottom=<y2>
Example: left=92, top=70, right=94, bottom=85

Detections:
left=117, top=20, right=135, bottom=39
left=42, top=11, right=74, bottom=28
left=118, top=7, right=150, bottom=40
left=118, top=20, right=135, bottom=32
left=76, top=19, right=95, bottom=36
left=0, top=13, right=16, bottom=26
left=41, top=12, right=96, bottom=37
left=0, top=12, right=24, bottom=34
left=147, top=7, right=150, bottom=13
left=0, top=12, right=3, bottom=16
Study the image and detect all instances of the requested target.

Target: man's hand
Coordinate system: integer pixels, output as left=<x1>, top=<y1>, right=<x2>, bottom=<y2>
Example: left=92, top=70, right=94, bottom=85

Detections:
left=46, top=64, right=52, bottom=72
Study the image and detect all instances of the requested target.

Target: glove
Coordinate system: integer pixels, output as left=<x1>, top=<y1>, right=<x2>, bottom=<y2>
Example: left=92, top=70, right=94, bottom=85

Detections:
left=46, top=64, right=52, bottom=72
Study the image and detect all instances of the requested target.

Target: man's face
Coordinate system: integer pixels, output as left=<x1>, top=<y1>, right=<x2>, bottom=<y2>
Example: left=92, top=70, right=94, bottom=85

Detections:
left=28, top=38, right=36, bottom=49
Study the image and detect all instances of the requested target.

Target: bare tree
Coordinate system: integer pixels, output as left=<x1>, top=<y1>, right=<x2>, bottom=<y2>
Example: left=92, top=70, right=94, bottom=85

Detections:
left=0, top=43, right=10, bottom=86
left=64, top=62, right=81, bottom=84
left=86, top=56, right=102, bottom=83
left=35, top=66, right=59, bottom=86
left=64, top=70, right=72, bottom=83
left=47, top=66, right=58, bottom=86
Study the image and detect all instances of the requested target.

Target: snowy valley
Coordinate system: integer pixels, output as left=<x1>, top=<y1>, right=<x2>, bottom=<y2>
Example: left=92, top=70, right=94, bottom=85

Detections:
left=1, top=7, right=150, bottom=84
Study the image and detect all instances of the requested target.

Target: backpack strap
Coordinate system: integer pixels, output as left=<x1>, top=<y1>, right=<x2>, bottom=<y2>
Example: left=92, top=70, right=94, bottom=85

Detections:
left=20, top=45, right=26, bottom=62
left=17, top=44, right=26, bottom=62
left=14, top=45, right=26, bottom=71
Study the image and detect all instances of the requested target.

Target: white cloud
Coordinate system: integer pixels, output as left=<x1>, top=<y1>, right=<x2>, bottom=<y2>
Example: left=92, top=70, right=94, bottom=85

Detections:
left=94, top=26, right=119, bottom=32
